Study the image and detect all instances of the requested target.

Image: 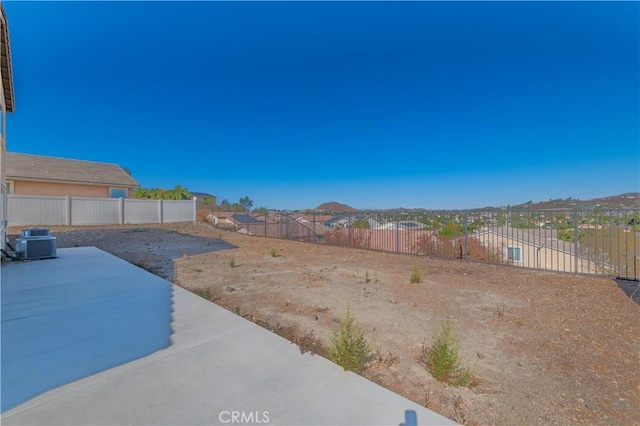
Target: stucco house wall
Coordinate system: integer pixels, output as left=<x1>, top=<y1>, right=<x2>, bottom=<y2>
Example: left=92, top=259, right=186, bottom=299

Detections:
left=10, top=180, right=133, bottom=198
left=473, top=232, right=597, bottom=274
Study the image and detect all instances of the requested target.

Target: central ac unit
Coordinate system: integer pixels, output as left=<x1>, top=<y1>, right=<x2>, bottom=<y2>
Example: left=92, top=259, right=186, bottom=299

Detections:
left=15, top=237, right=57, bottom=260
left=21, top=228, right=51, bottom=238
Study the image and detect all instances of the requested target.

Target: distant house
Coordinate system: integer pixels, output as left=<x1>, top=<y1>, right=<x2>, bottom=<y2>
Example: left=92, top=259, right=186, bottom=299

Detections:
left=231, top=213, right=264, bottom=224
left=207, top=212, right=233, bottom=226
left=207, top=212, right=264, bottom=227
left=6, top=152, right=139, bottom=198
left=324, top=214, right=380, bottom=229
left=190, top=192, right=216, bottom=205
left=375, top=220, right=426, bottom=231
left=471, top=226, right=602, bottom=274
left=295, top=214, right=333, bottom=225
left=376, top=222, right=404, bottom=231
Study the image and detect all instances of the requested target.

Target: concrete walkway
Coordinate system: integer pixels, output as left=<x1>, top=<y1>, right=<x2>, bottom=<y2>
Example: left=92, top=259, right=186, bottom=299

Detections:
left=2, top=247, right=454, bottom=425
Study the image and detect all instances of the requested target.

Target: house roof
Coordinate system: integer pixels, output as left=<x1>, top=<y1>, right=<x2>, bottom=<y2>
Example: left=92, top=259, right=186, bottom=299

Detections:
left=190, top=192, right=216, bottom=199
left=0, top=2, right=15, bottom=113
left=401, top=221, right=424, bottom=229
left=324, top=214, right=379, bottom=226
left=7, top=152, right=140, bottom=188
left=231, top=213, right=263, bottom=224
left=297, top=215, right=333, bottom=223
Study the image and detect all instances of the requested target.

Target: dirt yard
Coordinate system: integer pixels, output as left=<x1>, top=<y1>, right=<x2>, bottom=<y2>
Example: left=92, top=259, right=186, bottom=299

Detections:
left=14, top=222, right=640, bottom=425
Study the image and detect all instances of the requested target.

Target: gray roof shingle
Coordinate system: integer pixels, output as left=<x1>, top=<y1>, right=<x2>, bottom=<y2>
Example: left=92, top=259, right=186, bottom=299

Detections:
left=7, top=152, right=140, bottom=188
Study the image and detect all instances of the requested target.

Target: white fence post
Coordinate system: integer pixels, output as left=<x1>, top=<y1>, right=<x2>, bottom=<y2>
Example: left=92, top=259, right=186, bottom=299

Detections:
left=193, top=197, right=197, bottom=223
left=65, top=196, right=72, bottom=226
left=119, top=197, right=125, bottom=225
left=158, top=199, right=163, bottom=224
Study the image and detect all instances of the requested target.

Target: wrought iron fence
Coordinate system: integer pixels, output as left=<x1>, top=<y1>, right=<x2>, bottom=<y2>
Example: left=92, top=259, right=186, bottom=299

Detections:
left=225, top=208, right=639, bottom=280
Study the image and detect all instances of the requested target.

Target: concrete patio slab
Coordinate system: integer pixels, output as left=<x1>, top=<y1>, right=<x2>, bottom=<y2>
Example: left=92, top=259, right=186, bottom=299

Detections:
left=1, top=247, right=172, bottom=412
left=1, top=247, right=455, bottom=425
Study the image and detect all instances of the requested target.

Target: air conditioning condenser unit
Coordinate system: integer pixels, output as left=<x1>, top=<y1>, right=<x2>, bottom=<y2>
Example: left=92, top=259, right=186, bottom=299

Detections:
left=21, top=228, right=52, bottom=238
left=15, top=237, right=57, bottom=260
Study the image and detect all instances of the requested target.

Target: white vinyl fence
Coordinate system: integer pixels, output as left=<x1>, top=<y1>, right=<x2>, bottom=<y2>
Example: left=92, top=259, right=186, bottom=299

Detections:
left=7, top=195, right=196, bottom=227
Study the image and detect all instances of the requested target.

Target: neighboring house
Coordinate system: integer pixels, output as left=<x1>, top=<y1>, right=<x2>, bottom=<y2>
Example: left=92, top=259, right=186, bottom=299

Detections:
left=206, top=211, right=235, bottom=226
left=0, top=2, right=15, bottom=252
left=295, top=214, right=333, bottom=225
left=401, top=220, right=426, bottom=230
left=229, top=213, right=265, bottom=236
left=471, top=226, right=602, bottom=274
left=375, top=220, right=426, bottom=231
left=376, top=222, right=406, bottom=231
left=6, top=152, right=139, bottom=198
left=190, top=192, right=216, bottom=205
left=294, top=214, right=333, bottom=234
left=324, top=214, right=381, bottom=229
left=231, top=213, right=264, bottom=225
left=207, top=212, right=263, bottom=227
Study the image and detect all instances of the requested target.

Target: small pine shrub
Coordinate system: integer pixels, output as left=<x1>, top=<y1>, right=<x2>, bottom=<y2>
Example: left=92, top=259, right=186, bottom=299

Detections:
left=425, top=318, right=474, bottom=386
left=269, top=248, right=279, bottom=257
left=410, top=264, right=422, bottom=283
left=329, top=307, right=372, bottom=373
left=228, top=256, right=236, bottom=268
left=193, top=288, right=212, bottom=300
left=364, top=270, right=370, bottom=283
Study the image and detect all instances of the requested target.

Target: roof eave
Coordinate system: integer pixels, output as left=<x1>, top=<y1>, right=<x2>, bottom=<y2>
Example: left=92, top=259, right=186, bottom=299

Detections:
left=0, top=3, right=15, bottom=113
left=6, top=176, right=140, bottom=188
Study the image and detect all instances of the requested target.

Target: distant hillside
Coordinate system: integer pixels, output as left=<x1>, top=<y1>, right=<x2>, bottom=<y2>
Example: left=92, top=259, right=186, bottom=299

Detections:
left=514, top=192, right=640, bottom=210
left=314, top=202, right=358, bottom=212
left=591, top=192, right=640, bottom=207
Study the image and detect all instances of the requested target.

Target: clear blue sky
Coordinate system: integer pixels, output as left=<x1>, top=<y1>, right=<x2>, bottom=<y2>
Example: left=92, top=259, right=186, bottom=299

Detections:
left=5, top=1, right=639, bottom=210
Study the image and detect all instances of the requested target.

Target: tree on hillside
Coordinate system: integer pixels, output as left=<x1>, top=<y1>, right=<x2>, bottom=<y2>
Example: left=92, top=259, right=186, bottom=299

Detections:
left=239, top=196, right=254, bottom=211
left=220, top=199, right=231, bottom=210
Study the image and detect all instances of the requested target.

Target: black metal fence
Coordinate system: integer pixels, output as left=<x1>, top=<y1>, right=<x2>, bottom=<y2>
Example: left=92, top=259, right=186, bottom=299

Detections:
left=228, top=208, right=639, bottom=281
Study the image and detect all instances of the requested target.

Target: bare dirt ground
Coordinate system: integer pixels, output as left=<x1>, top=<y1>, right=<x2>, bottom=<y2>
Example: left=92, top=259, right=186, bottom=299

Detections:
left=10, top=222, right=639, bottom=425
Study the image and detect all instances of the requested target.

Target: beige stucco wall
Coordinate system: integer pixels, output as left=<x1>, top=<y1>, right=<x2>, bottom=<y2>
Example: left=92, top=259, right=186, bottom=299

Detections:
left=11, top=180, right=133, bottom=198
left=473, top=233, right=597, bottom=274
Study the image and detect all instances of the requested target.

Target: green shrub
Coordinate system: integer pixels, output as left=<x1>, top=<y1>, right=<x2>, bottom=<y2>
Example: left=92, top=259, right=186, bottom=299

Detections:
left=424, top=318, right=474, bottom=386
left=193, top=288, right=212, bottom=300
left=410, top=264, right=422, bottom=283
left=269, top=248, right=279, bottom=257
left=228, top=256, right=236, bottom=268
left=329, top=307, right=372, bottom=373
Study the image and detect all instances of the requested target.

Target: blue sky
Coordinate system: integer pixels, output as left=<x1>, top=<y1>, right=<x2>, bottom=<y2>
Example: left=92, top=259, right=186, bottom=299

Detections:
left=5, top=1, right=639, bottom=210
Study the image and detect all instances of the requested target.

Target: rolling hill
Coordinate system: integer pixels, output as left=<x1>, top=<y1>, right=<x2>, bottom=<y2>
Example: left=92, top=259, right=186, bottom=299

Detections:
left=313, top=202, right=358, bottom=212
